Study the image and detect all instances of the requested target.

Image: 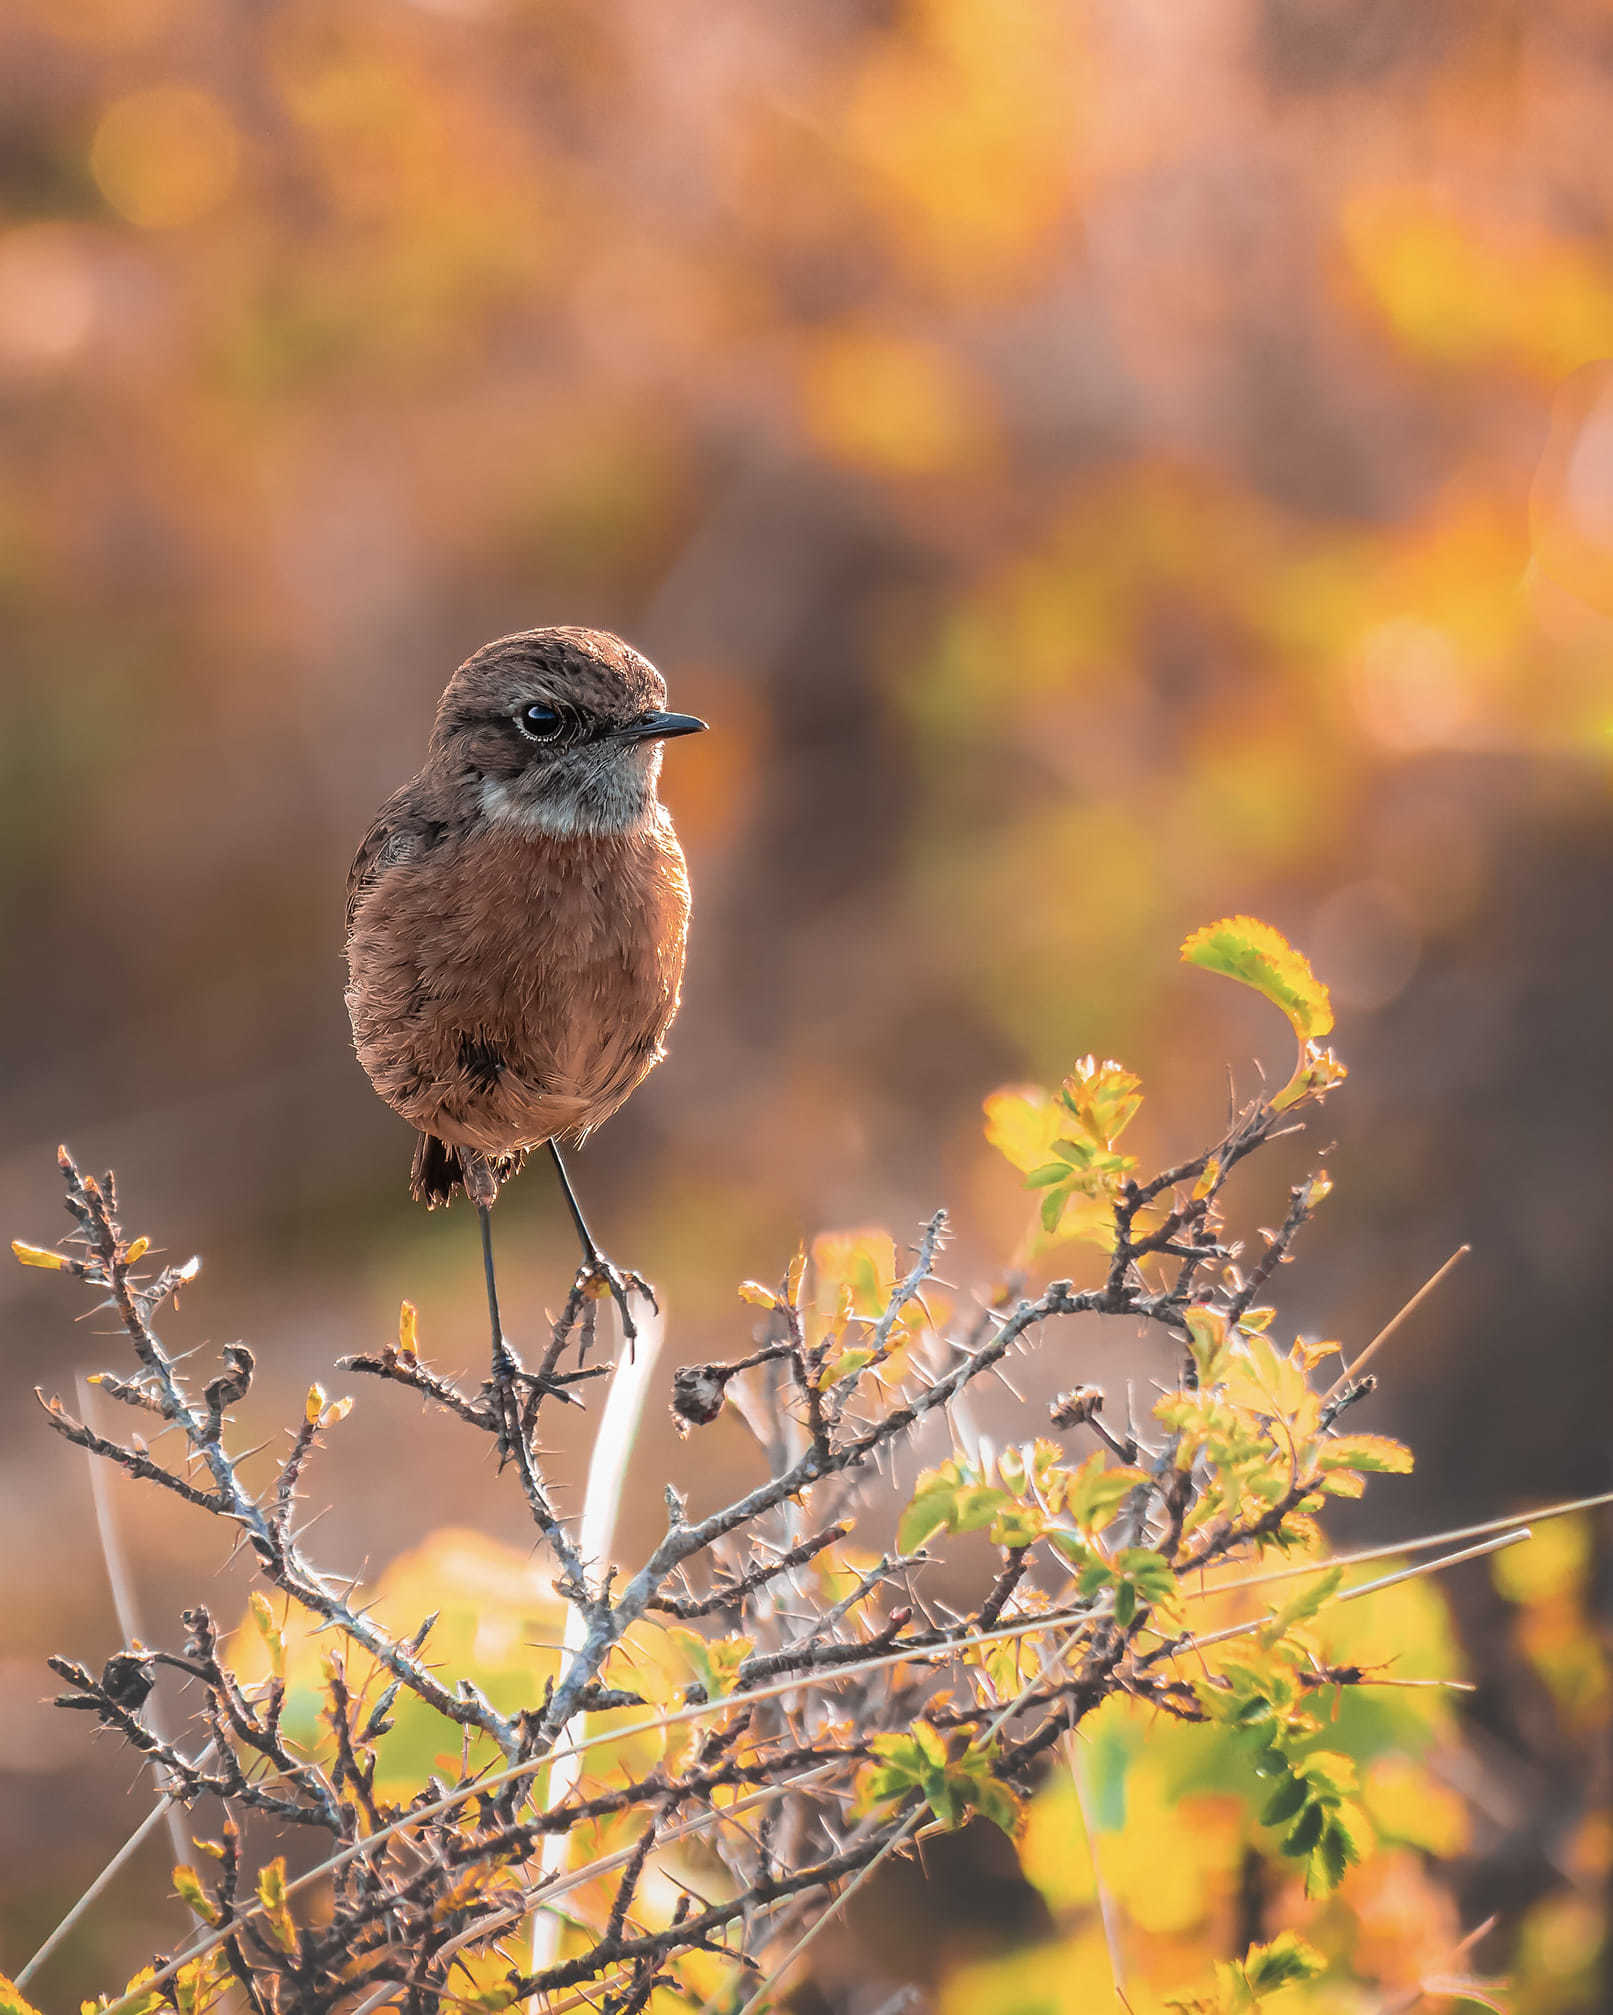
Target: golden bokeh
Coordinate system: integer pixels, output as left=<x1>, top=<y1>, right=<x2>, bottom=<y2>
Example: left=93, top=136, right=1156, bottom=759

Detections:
left=89, top=84, right=240, bottom=230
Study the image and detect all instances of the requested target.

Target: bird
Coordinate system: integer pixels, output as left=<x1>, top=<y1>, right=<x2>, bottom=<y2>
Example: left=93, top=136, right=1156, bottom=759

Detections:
left=344, top=625, right=705, bottom=1423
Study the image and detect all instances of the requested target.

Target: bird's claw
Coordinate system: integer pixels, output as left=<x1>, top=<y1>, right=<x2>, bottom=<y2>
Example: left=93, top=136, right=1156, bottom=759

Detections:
left=576, top=1254, right=657, bottom=1348
left=489, top=1340, right=526, bottom=1465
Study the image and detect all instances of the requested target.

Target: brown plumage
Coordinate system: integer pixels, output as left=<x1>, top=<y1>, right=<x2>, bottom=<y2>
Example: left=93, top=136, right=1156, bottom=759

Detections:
left=344, top=626, right=702, bottom=1212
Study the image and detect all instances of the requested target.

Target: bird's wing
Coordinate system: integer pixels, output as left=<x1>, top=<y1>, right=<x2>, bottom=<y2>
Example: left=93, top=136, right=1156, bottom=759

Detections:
left=345, top=787, right=442, bottom=932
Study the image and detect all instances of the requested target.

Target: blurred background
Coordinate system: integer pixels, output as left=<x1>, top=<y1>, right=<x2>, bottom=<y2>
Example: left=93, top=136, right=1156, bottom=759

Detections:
left=1, top=0, right=1610, bottom=2006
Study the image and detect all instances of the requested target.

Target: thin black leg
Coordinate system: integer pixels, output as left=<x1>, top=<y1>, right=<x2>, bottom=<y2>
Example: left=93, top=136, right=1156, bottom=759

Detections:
left=546, top=1140, right=655, bottom=1347
left=479, top=1203, right=521, bottom=1456
left=548, top=1141, right=601, bottom=1266
left=478, top=1204, right=508, bottom=1361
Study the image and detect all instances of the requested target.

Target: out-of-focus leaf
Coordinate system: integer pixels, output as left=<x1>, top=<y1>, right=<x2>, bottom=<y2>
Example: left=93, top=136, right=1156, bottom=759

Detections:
left=1181, top=916, right=1334, bottom=1042
left=12, top=1241, right=66, bottom=1270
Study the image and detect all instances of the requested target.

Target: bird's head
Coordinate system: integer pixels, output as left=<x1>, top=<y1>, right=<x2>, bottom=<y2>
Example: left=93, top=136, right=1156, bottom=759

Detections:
left=429, top=627, right=705, bottom=839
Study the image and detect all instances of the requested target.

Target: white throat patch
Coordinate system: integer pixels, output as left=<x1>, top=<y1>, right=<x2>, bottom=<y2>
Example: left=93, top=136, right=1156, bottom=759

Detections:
left=477, top=774, right=654, bottom=838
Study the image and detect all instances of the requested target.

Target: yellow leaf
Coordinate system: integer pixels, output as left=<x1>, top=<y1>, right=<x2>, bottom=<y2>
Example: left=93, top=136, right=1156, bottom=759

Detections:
left=1274, top=1041, right=1350, bottom=1113
left=982, top=1084, right=1066, bottom=1175
left=124, top=1237, right=149, bottom=1264
left=11, top=1240, right=66, bottom=1270
left=1493, top=1515, right=1592, bottom=1606
left=1181, top=915, right=1334, bottom=1042
left=397, top=1300, right=418, bottom=1356
left=1058, top=1055, right=1143, bottom=1145
left=785, top=1247, right=807, bottom=1306
left=171, top=1865, right=221, bottom=1925
left=305, top=1383, right=326, bottom=1425
left=80, top=1972, right=162, bottom=2015
left=1184, top=1305, right=1229, bottom=1384
left=819, top=1347, right=873, bottom=1390
left=256, top=1857, right=297, bottom=1952
left=737, top=1281, right=778, bottom=1309
left=1365, top=1756, right=1470, bottom=1856
left=668, top=1627, right=753, bottom=1700
left=0, top=1974, right=47, bottom=2015
left=248, top=1590, right=284, bottom=1679
left=322, top=1396, right=354, bottom=1427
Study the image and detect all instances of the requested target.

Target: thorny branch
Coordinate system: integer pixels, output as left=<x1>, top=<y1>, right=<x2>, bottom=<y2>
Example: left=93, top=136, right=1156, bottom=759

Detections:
left=22, top=1058, right=1378, bottom=2015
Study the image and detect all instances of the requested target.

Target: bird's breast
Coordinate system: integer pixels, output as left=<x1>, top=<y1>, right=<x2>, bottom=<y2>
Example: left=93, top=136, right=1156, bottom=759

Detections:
left=346, top=814, right=691, bottom=1150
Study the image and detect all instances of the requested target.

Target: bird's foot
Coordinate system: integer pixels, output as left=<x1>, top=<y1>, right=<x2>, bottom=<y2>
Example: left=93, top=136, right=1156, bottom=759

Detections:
left=575, top=1252, right=658, bottom=1353
left=488, top=1337, right=526, bottom=1465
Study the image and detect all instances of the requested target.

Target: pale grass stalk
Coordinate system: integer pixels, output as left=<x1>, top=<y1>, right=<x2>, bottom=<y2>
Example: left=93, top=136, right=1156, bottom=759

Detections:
left=1145, top=1529, right=1532, bottom=1664
left=1324, top=1245, right=1469, bottom=1401
left=528, top=1295, right=664, bottom=2000
left=1194, top=1487, right=1613, bottom=1601
left=14, top=1761, right=215, bottom=1991
left=1063, top=1732, right=1134, bottom=2014
left=76, top=1375, right=195, bottom=1882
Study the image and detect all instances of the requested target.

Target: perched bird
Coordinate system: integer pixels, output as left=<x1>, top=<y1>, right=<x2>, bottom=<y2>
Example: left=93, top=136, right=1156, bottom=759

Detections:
left=344, top=626, right=705, bottom=1401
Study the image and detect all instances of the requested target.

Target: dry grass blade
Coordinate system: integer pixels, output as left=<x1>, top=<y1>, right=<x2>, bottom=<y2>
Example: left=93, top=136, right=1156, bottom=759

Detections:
left=1325, top=1245, right=1470, bottom=1401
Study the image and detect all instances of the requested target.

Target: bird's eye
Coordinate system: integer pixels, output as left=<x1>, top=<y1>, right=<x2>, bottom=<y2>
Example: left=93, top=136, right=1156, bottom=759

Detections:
left=516, top=703, right=564, bottom=742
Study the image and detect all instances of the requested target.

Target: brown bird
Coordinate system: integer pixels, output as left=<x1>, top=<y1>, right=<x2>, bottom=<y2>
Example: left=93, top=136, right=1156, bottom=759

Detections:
left=344, top=626, right=704, bottom=1410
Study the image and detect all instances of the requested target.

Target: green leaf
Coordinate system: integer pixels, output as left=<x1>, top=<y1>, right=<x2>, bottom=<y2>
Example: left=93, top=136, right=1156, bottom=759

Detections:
left=1310, top=1800, right=1368, bottom=1897
left=1282, top=1800, right=1326, bottom=1857
left=896, top=1461, right=1010, bottom=1551
left=1114, top=1548, right=1175, bottom=1602
left=896, top=1480, right=958, bottom=1553
left=969, top=1773, right=1023, bottom=1837
left=988, top=1503, right=1044, bottom=1549
left=1317, top=1433, right=1414, bottom=1476
left=1064, top=1454, right=1145, bottom=1533
left=1045, top=1530, right=1093, bottom=1572
left=1040, top=1186, right=1070, bottom=1234
left=1181, top=916, right=1334, bottom=1041
left=818, top=1347, right=873, bottom=1389
left=910, top=1720, right=947, bottom=1771
left=1260, top=1774, right=1309, bottom=1827
left=1025, top=1163, right=1072, bottom=1187
left=1242, top=1933, right=1326, bottom=1990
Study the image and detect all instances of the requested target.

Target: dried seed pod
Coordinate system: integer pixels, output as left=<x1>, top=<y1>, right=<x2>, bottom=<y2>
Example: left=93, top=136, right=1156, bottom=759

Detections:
left=1049, top=1384, right=1104, bottom=1429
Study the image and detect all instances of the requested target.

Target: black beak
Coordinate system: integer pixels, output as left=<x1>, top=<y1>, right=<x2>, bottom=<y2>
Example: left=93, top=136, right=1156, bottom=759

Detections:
left=616, top=710, right=708, bottom=743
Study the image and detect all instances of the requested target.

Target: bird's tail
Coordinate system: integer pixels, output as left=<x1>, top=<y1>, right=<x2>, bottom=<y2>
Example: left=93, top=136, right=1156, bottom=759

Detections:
left=409, top=1133, right=525, bottom=1208
left=410, top=1132, right=461, bottom=1208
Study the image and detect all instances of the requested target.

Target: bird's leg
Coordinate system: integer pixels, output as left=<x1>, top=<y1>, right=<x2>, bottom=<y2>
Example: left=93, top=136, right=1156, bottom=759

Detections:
left=547, top=1140, right=656, bottom=1349
left=463, top=1152, right=523, bottom=1460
